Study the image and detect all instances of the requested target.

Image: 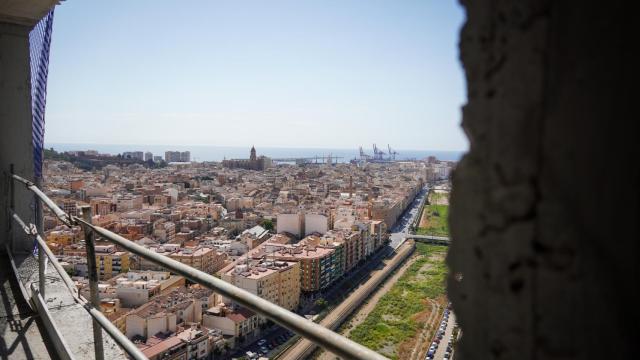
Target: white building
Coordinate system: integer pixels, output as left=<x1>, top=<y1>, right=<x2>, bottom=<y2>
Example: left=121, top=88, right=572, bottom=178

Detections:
left=276, top=213, right=303, bottom=238
left=304, top=213, right=328, bottom=236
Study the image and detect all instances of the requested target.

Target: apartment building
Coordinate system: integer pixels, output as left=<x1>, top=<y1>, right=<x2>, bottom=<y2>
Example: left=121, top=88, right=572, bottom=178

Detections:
left=221, top=260, right=300, bottom=312
left=95, top=244, right=130, bottom=280
left=114, top=271, right=184, bottom=307
left=138, top=325, right=222, bottom=360
left=46, top=227, right=79, bottom=246
left=153, top=220, right=176, bottom=243
left=125, top=286, right=215, bottom=339
left=202, top=306, right=259, bottom=348
left=168, top=247, right=227, bottom=275
left=90, top=197, right=117, bottom=215
left=264, top=243, right=339, bottom=292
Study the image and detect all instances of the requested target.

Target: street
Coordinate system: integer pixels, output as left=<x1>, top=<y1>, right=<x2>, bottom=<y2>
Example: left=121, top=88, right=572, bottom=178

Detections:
left=389, top=185, right=429, bottom=249
left=431, top=311, right=456, bottom=360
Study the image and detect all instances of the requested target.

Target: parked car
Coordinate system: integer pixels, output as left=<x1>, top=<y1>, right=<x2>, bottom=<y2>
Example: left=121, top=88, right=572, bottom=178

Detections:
left=257, top=339, right=267, bottom=346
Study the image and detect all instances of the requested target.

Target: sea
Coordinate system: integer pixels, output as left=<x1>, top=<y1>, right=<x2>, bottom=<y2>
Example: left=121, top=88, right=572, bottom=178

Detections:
left=45, top=143, right=465, bottom=163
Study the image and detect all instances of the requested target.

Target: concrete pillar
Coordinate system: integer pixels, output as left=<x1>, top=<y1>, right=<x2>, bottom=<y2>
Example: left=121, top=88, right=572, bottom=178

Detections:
left=0, top=21, right=35, bottom=254
left=449, top=1, right=635, bottom=359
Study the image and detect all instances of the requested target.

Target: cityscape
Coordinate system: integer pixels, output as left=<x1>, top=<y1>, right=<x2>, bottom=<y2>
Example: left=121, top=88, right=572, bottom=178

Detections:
left=39, top=145, right=456, bottom=360
left=1, top=1, right=633, bottom=360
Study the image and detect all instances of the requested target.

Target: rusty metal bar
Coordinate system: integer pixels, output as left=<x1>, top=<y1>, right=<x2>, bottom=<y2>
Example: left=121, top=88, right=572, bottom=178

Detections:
left=80, top=206, right=104, bottom=360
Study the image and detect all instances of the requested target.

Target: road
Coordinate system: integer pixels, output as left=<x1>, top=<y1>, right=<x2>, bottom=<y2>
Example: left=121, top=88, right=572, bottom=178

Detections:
left=389, top=185, right=429, bottom=249
left=431, top=311, right=457, bottom=360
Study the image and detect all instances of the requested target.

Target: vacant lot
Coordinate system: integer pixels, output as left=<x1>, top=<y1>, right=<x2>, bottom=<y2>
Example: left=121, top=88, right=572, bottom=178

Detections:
left=417, top=192, right=449, bottom=237
left=348, top=244, right=448, bottom=359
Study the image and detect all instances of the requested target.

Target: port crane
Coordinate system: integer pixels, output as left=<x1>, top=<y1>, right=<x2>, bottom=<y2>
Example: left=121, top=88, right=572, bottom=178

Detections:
left=354, top=144, right=399, bottom=163
left=359, top=146, right=372, bottom=160
left=387, top=144, right=398, bottom=160
left=373, top=144, right=386, bottom=161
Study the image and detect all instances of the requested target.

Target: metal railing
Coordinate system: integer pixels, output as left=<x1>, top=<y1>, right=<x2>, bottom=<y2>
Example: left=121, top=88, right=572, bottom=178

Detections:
left=10, top=173, right=389, bottom=360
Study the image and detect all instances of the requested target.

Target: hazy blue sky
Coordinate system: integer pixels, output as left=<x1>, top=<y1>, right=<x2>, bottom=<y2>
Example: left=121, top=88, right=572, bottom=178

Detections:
left=45, top=1, right=467, bottom=151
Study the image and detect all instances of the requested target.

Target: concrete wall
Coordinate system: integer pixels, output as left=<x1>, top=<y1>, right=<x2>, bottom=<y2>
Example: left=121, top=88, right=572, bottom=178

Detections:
left=203, top=314, right=235, bottom=337
left=304, top=214, right=328, bottom=236
left=276, top=213, right=302, bottom=238
left=147, top=315, right=168, bottom=338
left=125, top=315, right=146, bottom=339
left=449, top=1, right=635, bottom=359
left=116, top=287, right=150, bottom=308
left=0, top=22, right=35, bottom=254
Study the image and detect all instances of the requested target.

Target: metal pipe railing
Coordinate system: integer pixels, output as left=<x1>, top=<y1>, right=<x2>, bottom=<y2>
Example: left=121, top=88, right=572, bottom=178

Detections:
left=31, top=284, right=78, bottom=360
left=76, top=218, right=389, bottom=360
left=12, top=174, right=72, bottom=226
left=10, top=210, right=77, bottom=295
left=80, top=299, right=147, bottom=360
left=8, top=209, right=147, bottom=360
left=11, top=172, right=390, bottom=360
left=80, top=205, right=104, bottom=360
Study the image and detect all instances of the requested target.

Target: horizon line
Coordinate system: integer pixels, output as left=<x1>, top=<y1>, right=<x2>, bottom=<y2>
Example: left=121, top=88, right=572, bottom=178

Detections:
left=45, top=141, right=466, bottom=153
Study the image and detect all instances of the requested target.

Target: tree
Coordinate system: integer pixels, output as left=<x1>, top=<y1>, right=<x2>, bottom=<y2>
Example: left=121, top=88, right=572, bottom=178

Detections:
left=315, top=298, right=328, bottom=309
left=261, top=218, right=274, bottom=231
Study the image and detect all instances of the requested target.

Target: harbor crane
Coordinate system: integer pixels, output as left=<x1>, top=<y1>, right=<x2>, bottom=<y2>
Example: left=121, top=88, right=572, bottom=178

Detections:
left=359, top=146, right=372, bottom=160
left=373, top=144, right=386, bottom=160
left=387, top=144, right=398, bottom=160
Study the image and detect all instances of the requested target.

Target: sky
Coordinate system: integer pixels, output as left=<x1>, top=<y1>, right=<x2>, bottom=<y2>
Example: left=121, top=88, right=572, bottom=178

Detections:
left=45, top=1, right=467, bottom=151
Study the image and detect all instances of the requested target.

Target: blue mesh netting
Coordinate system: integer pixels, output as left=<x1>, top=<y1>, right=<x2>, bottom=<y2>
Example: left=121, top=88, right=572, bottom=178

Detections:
left=29, top=10, right=55, bottom=180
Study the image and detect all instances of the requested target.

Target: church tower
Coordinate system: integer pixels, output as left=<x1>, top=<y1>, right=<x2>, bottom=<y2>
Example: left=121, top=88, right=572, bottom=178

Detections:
left=250, top=146, right=257, bottom=162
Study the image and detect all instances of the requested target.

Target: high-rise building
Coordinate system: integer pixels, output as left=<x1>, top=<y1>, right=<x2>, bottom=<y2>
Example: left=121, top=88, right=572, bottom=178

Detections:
left=122, top=151, right=144, bottom=160
left=144, top=151, right=153, bottom=161
left=179, top=151, right=190, bottom=162
left=165, top=150, right=191, bottom=162
left=165, top=151, right=180, bottom=162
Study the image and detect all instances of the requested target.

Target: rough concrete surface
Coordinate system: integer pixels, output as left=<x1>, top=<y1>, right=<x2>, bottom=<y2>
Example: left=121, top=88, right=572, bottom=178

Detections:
left=448, top=1, right=636, bottom=359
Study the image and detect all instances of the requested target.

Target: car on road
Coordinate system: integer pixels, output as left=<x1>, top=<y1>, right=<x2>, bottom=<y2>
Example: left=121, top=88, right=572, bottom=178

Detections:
left=257, top=339, right=267, bottom=346
left=427, top=349, right=435, bottom=357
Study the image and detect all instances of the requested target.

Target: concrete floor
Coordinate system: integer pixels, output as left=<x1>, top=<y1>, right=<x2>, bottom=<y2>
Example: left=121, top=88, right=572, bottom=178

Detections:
left=9, top=252, right=128, bottom=360
left=0, top=253, right=57, bottom=360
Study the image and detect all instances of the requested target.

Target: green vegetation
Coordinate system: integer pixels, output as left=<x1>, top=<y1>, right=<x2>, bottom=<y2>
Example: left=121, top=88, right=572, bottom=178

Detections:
left=44, top=147, right=72, bottom=161
left=348, top=244, right=448, bottom=359
left=261, top=218, right=274, bottom=231
left=417, top=192, right=449, bottom=237
left=314, top=298, right=328, bottom=309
